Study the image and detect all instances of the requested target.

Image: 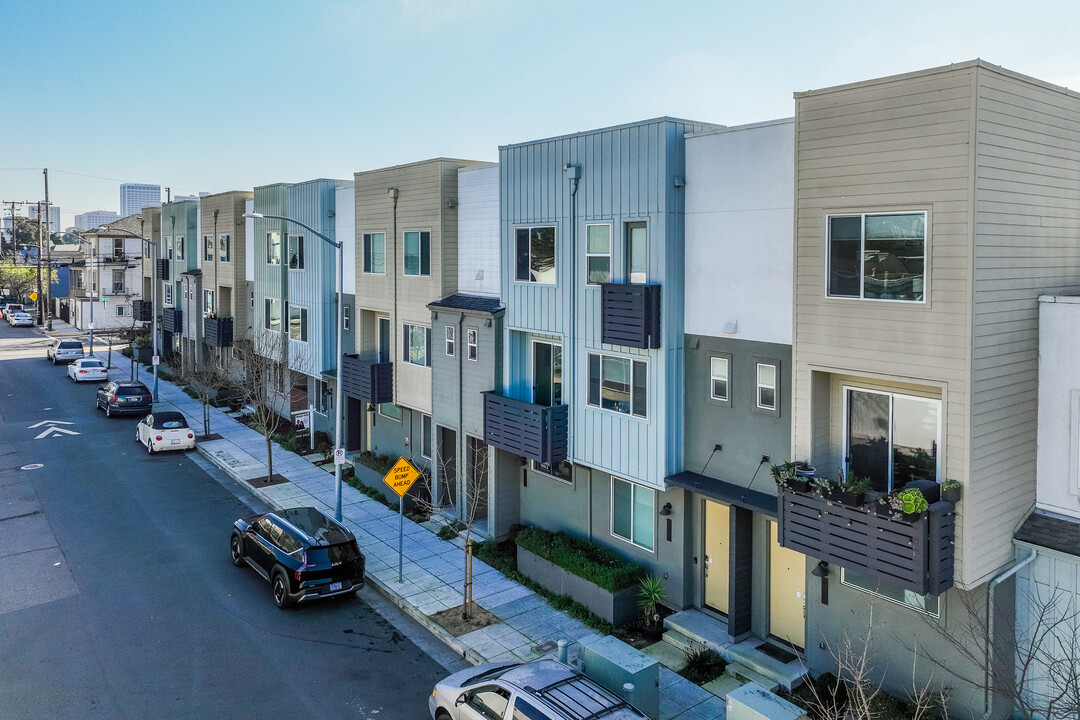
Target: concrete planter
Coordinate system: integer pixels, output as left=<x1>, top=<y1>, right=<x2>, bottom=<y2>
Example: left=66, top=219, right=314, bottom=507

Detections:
left=516, top=546, right=639, bottom=625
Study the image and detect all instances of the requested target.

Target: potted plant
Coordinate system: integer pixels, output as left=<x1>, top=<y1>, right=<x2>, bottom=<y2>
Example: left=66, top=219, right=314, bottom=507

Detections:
left=812, top=475, right=841, bottom=501
left=940, top=479, right=962, bottom=503
left=836, top=471, right=871, bottom=507
left=638, top=575, right=666, bottom=641
left=890, top=487, right=930, bottom=522
left=794, top=461, right=816, bottom=478
left=772, top=462, right=811, bottom=493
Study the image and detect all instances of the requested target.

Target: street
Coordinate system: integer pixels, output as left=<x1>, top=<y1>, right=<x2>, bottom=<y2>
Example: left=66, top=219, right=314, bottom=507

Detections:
left=0, top=322, right=465, bottom=719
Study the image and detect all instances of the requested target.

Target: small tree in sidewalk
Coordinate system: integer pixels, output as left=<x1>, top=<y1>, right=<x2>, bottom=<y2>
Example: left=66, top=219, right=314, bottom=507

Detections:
left=230, top=330, right=294, bottom=484
left=176, top=351, right=232, bottom=439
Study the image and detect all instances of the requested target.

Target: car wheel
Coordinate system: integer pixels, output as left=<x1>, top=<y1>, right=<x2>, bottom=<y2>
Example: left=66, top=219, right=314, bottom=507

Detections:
left=272, top=571, right=292, bottom=609
left=50, top=356, right=56, bottom=365
left=146, top=438, right=153, bottom=454
left=230, top=535, right=245, bottom=567
left=135, top=429, right=140, bottom=444
left=436, top=710, right=451, bottom=720
left=105, top=404, right=113, bottom=418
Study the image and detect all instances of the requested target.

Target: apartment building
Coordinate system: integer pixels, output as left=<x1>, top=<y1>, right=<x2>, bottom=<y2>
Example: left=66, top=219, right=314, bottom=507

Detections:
left=69, top=218, right=145, bottom=332
left=159, top=199, right=200, bottom=364
left=198, top=191, right=253, bottom=374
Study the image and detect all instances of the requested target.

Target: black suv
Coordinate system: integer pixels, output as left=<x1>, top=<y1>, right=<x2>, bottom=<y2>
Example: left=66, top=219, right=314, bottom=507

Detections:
left=96, top=381, right=153, bottom=417
left=230, top=507, right=366, bottom=609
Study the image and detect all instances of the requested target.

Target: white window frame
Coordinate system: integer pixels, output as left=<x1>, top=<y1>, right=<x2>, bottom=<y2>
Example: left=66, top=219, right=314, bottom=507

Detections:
left=164, top=284, right=174, bottom=306
left=363, top=232, right=386, bottom=274
left=174, top=235, right=183, bottom=261
left=514, top=226, right=556, bottom=284
left=343, top=305, right=351, bottom=332
left=587, top=352, right=647, bottom=418
left=445, top=325, right=455, bottom=356
left=111, top=269, right=124, bottom=294
left=265, top=297, right=281, bottom=331
left=710, top=355, right=730, bottom=404
left=204, top=289, right=215, bottom=317
left=402, top=323, right=430, bottom=367
left=610, top=477, right=654, bottom=551
left=826, top=211, right=927, bottom=303
left=116, top=305, right=130, bottom=317
left=585, top=223, right=611, bottom=285
left=403, top=231, right=431, bottom=277
left=266, top=231, right=282, bottom=265
left=219, top=234, right=230, bottom=263
left=756, top=362, right=777, bottom=411
left=467, top=327, right=478, bottom=361
left=203, top=235, right=213, bottom=262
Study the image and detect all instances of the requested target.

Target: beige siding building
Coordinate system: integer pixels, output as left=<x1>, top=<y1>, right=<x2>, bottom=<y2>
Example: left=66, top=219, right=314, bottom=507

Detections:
left=198, top=191, right=253, bottom=371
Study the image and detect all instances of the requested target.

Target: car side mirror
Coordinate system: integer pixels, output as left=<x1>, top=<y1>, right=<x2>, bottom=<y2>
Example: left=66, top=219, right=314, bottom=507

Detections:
left=456, top=693, right=469, bottom=707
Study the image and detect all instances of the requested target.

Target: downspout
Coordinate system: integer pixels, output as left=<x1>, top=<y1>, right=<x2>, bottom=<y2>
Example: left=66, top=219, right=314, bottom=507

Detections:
left=389, top=187, right=399, bottom=400
left=458, top=312, right=465, bottom=512
left=981, top=549, right=1037, bottom=720
left=565, top=164, right=580, bottom=462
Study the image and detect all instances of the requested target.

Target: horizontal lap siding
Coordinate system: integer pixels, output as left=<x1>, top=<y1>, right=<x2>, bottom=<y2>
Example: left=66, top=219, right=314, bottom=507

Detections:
left=794, top=69, right=975, bottom=582
left=969, top=70, right=1080, bottom=581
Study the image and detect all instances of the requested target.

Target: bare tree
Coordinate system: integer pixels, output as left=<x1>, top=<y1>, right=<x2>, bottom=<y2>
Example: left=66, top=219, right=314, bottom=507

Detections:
left=230, top=330, right=294, bottom=484
left=175, top=353, right=231, bottom=440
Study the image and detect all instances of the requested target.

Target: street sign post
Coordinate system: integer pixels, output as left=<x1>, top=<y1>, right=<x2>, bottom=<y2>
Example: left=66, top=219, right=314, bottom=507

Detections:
left=383, top=457, right=421, bottom=582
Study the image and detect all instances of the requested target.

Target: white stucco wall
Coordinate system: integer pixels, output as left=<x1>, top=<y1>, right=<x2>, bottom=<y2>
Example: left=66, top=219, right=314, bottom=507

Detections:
left=335, top=184, right=356, bottom=296
left=685, top=118, right=794, bottom=345
left=1037, top=295, right=1080, bottom=519
left=457, top=162, right=500, bottom=297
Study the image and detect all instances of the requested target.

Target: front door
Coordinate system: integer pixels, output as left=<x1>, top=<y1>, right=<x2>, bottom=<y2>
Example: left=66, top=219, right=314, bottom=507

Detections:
left=531, top=340, right=562, bottom=406
left=769, top=521, right=806, bottom=650
left=703, top=501, right=730, bottom=615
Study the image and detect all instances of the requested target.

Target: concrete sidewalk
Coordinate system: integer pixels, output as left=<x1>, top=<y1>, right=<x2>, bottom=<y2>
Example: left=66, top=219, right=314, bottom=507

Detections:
left=49, top=321, right=727, bottom=720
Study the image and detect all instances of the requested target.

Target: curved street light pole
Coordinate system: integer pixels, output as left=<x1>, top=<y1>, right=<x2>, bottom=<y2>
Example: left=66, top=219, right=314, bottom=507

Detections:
left=244, top=212, right=345, bottom=522
left=107, top=226, right=159, bottom=397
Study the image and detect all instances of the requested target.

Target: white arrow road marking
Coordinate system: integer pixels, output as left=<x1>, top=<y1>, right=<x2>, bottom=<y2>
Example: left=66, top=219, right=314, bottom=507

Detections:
left=29, top=420, right=75, bottom=428
left=35, top=427, right=80, bottom=439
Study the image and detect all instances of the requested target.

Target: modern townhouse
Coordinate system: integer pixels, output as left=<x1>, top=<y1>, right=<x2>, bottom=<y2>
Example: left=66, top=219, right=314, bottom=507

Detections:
left=786, top=60, right=1080, bottom=719
left=667, top=119, right=798, bottom=659
left=159, top=199, right=199, bottom=364
left=344, top=158, right=481, bottom=489
left=69, top=216, right=146, bottom=332
left=197, top=191, right=253, bottom=375
left=134, top=206, right=160, bottom=328
left=427, top=162, right=503, bottom=535
left=483, top=118, right=718, bottom=590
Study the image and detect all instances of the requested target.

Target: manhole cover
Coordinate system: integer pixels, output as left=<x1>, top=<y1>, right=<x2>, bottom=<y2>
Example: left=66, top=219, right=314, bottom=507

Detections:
left=21, top=464, right=44, bottom=470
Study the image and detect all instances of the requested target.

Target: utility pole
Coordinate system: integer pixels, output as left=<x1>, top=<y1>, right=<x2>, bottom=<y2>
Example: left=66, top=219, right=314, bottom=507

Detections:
left=3, top=201, right=18, bottom=256
left=44, top=169, right=52, bottom=330
left=35, top=201, right=44, bottom=325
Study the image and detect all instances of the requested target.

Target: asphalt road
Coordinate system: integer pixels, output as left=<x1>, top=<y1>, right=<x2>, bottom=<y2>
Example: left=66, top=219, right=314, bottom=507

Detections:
left=0, top=322, right=466, bottom=719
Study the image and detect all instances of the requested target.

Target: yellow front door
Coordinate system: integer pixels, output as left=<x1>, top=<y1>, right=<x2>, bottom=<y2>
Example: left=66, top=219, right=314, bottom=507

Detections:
left=769, top=521, right=806, bottom=649
left=703, top=501, right=729, bottom=614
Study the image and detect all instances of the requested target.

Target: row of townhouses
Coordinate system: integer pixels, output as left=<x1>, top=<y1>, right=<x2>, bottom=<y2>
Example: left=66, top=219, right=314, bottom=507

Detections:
left=69, top=60, right=1080, bottom=719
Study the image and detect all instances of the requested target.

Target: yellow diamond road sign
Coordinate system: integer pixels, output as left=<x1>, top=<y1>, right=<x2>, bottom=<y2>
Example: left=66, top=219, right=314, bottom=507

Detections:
left=29, top=292, right=38, bottom=301
left=383, top=457, right=420, bottom=498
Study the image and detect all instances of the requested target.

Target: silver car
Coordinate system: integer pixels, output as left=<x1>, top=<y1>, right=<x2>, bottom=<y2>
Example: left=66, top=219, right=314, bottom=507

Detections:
left=8, top=312, right=34, bottom=327
left=429, top=659, right=649, bottom=720
left=47, top=339, right=86, bottom=364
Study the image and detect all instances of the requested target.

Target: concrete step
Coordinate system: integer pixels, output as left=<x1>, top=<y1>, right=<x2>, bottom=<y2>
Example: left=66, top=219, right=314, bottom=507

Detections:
left=725, top=639, right=807, bottom=693
left=663, top=609, right=732, bottom=655
left=660, top=628, right=698, bottom=655
left=725, top=662, right=779, bottom=693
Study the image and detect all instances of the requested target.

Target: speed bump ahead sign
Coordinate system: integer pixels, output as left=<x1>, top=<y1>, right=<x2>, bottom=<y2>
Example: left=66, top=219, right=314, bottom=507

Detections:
left=383, top=457, right=420, bottom=498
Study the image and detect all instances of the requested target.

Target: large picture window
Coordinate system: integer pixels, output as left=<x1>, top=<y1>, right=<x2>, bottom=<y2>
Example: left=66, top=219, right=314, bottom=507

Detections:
left=403, top=231, right=430, bottom=276
left=828, top=212, right=926, bottom=302
left=402, top=324, right=431, bottom=367
left=363, top=232, right=386, bottom=274
left=612, top=478, right=654, bottom=551
left=588, top=353, right=646, bottom=418
left=515, top=226, right=555, bottom=283
left=845, top=387, right=940, bottom=493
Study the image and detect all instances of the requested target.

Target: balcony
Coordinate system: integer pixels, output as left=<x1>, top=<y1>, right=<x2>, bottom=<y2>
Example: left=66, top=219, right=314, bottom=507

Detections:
left=156, top=259, right=170, bottom=281
left=204, top=316, right=234, bottom=348
left=341, top=354, right=393, bottom=405
left=163, top=307, right=182, bottom=333
left=483, top=392, right=569, bottom=465
left=600, top=283, right=661, bottom=349
left=778, top=486, right=955, bottom=596
left=131, top=300, right=153, bottom=321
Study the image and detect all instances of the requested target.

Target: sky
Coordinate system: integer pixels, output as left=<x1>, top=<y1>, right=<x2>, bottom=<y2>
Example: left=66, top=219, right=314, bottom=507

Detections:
left=3, top=0, right=1080, bottom=229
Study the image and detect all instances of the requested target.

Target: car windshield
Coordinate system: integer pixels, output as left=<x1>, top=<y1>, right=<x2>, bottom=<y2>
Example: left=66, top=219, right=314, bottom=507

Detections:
left=117, top=387, right=148, bottom=396
left=59, top=342, right=81, bottom=349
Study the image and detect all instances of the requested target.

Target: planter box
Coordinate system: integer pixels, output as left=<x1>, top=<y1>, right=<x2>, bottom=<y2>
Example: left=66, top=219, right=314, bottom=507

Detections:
left=516, top=546, right=640, bottom=625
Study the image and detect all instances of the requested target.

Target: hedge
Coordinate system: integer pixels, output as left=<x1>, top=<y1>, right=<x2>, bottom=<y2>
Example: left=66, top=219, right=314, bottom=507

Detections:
left=513, top=525, right=646, bottom=592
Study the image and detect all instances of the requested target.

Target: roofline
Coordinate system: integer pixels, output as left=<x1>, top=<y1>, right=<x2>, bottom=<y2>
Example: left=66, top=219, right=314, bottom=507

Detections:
left=685, top=116, right=793, bottom=139
left=354, top=157, right=489, bottom=176
left=499, top=116, right=722, bottom=151
left=459, top=161, right=499, bottom=173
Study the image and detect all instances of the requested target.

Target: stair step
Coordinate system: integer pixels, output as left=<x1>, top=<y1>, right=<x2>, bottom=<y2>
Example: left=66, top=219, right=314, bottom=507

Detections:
left=660, top=629, right=697, bottom=654
left=726, top=662, right=779, bottom=693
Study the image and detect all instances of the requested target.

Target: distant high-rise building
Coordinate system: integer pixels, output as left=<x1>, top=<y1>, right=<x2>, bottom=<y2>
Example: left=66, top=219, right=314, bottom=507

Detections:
left=74, top=210, right=120, bottom=230
left=171, top=192, right=209, bottom=202
left=120, top=183, right=161, bottom=216
left=27, top=204, right=62, bottom=233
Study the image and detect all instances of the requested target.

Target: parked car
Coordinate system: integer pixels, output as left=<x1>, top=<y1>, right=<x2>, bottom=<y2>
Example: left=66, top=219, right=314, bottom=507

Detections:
left=230, top=507, right=366, bottom=609
left=429, top=659, right=650, bottom=720
left=135, top=411, right=194, bottom=453
left=67, top=357, right=107, bottom=382
left=96, top=380, right=152, bottom=417
left=8, top=312, right=34, bottom=327
left=2, top=302, right=25, bottom=319
left=46, top=339, right=85, bottom=364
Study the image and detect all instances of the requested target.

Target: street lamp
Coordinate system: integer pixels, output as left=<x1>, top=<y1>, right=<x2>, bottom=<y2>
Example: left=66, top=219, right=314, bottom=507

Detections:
left=243, top=212, right=345, bottom=522
left=107, top=227, right=160, bottom=398
left=76, top=237, right=97, bottom=356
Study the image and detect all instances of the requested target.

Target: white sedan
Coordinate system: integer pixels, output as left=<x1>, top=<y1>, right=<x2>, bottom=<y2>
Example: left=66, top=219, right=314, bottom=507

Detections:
left=67, top=357, right=108, bottom=382
left=8, top=312, right=34, bottom=327
left=136, top=412, right=196, bottom=453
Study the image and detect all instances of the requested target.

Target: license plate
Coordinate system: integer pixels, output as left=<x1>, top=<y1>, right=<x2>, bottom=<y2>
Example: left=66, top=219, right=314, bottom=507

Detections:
left=170, top=439, right=180, bottom=445
left=329, top=582, right=343, bottom=592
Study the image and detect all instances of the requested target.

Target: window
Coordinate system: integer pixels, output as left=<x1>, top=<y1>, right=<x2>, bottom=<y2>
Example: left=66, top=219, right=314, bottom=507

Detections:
left=363, top=232, right=385, bottom=274
left=403, top=324, right=430, bottom=366
left=515, top=226, right=555, bottom=283
left=403, top=231, right=430, bottom=276
left=166, top=235, right=174, bottom=261
left=445, top=325, right=455, bottom=356
left=164, top=284, right=173, bottom=306
left=379, top=402, right=402, bottom=422
left=312, top=379, right=328, bottom=414
left=588, top=353, right=647, bottom=418
left=111, top=269, right=124, bottom=294
left=756, top=362, right=777, bottom=411
left=828, top=212, right=926, bottom=302
left=612, top=478, right=654, bottom=551
left=265, top=298, right=281, bottom=331
left=532, top=340, right=562, bottom=406
left=841, top=567, right=939, bottom=616
left=421, top=414, right=432, bottom=459
left=845, top=387, right=940, bottom=493
left=533, top=459, right=572, bottom=484
left=710, top=356, right=730, bottom=402
left=113, top=238, right=124, bottom=258
left=626, top=222, right=647, bottom=283
left=116, top=305, right=130, bottom=317
left=204, top=289, right=215, bottom=317
left=289, top=306, right=308, bottom=341
left=219, top=234, right=230, bottom=263
left=288, top=234, right=304, bottom=269
left=174, top=235, right=183, bottom=261
left=467, top=328, right=478, bottom=361
left=266, top=231, right=282, bottom=265
left=343, top=305, right=351, bottom=332
left=513, top=697, right=550, bottom=720
left=377, top=316, right=391, bottom=363
left=249, top=289, right=254, bottom=309
left=204, top=235, right=213, bottom=262
left=465, top=687, right=510, bottom=720
left=586, top=224, right=611, bottom=284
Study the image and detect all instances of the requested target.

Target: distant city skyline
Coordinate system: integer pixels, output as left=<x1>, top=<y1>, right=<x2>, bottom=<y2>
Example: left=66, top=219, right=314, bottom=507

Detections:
left=119, top=183, right=161, bottom=217
left=3, top=0, right=1079, bottom=228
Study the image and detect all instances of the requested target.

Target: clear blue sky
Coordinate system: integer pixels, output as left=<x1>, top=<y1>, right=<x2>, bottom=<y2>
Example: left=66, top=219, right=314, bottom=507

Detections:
left=3, top=0, right=1079, bottom=228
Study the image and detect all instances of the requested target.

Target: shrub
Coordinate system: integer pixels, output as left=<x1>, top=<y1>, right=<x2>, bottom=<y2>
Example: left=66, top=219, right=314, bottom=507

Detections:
left=514, top=526, right=646, bottom=592
left=679, top=644, right=726, bottom=685
left=355, top=450, right=396, bottom=475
